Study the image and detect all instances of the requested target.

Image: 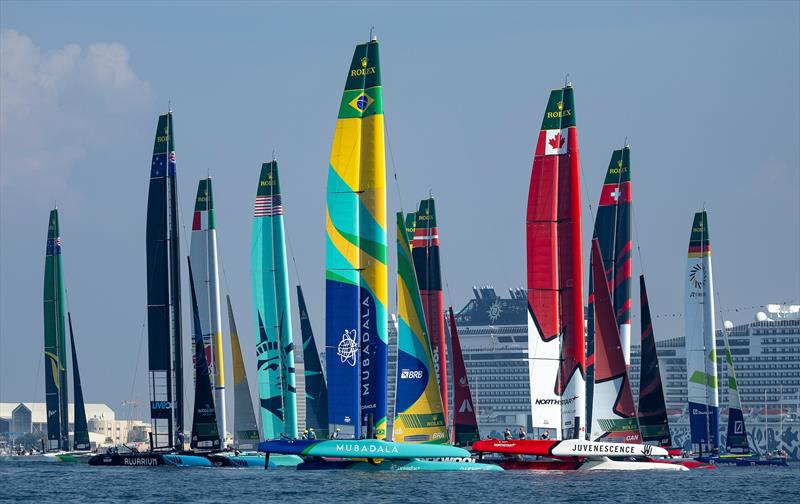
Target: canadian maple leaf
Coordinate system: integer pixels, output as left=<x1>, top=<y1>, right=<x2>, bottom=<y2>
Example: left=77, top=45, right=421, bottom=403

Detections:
left=548, top=132, right=565, bottom=150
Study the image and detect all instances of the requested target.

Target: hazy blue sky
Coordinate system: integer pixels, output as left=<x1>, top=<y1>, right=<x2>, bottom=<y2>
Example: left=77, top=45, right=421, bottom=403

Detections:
left=1, top=1, right=798, bottom=420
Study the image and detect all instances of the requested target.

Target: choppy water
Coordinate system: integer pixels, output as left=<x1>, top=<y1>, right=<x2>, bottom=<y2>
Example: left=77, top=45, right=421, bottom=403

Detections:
left=0, top=459, right=796, bottom=503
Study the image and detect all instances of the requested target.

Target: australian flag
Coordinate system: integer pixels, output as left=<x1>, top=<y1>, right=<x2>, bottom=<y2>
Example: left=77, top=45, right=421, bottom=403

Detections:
left=151, top=151, right=177, bottom=178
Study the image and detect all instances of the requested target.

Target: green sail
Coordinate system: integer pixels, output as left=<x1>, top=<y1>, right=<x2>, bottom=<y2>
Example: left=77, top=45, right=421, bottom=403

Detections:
left=43, top=209, right=69, bottom=451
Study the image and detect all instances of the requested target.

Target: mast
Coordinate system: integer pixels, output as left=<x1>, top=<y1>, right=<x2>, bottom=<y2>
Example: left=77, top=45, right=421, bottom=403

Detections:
left=637, top=275, right=672, bottom=447
left=145, top=111, right=183, bottom=450
left=297, top=286, right=329, bottom=439
left=43, top=209, right=68, bottom=451
left=392, top=212, right=448, bottom=444
left=325, top=38, right=388, bottom=439
left=252, top=160, right=297, bottom=438
left=189, top=177, right=226, bottom=446
left=227, top=295, right=261, bottom=449
left=68, top=313, right=90, bottom=451
left=684, top=210, right=720, bottom=453
left=187, top=260, right=221, bottom=450
left=526, top=84, right=585, bottom=440
left=409, top=198, right=448, bottom=425
left=589, top=239, right=641, bottom=443
left=586, top=146, right=633, bottom=429
left=449, top=307, right=480, bottom=446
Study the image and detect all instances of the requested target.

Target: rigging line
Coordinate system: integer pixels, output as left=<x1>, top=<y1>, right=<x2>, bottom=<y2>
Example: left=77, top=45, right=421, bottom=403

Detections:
left=127, top=307, right=148, bottom=422
left=383, top=115, right=405, bottom=215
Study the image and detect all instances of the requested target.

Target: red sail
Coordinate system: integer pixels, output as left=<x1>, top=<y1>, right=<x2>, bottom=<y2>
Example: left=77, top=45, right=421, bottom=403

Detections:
left=449, top=307, right=480, bottom=446
left=527, top=85, right=585, bottom=437
left=590, top=239, right=639, bottom=443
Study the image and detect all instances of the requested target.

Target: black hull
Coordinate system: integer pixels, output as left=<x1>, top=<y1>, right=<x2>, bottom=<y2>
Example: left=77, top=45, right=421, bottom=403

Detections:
left=88, top=453, right=166, bottom=466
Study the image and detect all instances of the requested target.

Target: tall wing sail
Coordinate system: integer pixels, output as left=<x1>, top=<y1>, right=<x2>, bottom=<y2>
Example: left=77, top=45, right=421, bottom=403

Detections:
left=325, top=40, right=387, bottom=439
left=227, top=295, right=260, bottom=449
left=685, top=211, right=720, bottom=451
left=43, top=209, right=68, bottom=451
left=188, top=260, right=221, bottom=450
left=587, top=147, right=633, bottom=428
left=68, top=313, right=90, bottom=451
left=146, top=112, right=183, bottom=449
left=527, top=86, right=586, bottom=439
left=722, top=328, right=749, bottom=454
left=393, top=212, right=448, bottom=444
left=410, top=198, right=448, bottom=424
left=252, top=161, right=297, bottom=438
left=449, top=307, right=480, bottom=447
left=189, top=177, right=227, bottom=442
left=589, top=240, right=641, bottom=443
left=298, top=286, right=329, bottom=439
left=637, top=275, right=672, bottom=447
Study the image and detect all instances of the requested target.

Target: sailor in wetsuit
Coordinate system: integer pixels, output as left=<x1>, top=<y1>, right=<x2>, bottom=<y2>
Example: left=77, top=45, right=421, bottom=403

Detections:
left=307, top=428, right=317, bottom=440
left=518, top=427, right=527, bottom=440
left=503, top=427, right=513, bottom=440
left=330, top=428, right=341, bottom=439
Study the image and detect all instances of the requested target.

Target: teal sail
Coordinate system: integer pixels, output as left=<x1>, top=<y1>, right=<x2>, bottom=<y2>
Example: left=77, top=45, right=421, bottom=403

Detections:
left=68, top=313, right=90, bottom=451
left=43, top=209, right=69, bottom=451
left=251, top=160, right=297, bottom=438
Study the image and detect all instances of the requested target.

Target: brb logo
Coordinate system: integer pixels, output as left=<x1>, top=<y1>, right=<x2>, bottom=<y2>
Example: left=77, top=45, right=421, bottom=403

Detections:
left=400, top=369, right=423, bottom=379
left=338, top=329, right=358, bottom=367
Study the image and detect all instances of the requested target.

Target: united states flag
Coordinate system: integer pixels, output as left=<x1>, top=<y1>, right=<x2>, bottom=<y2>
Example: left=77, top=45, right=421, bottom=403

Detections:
left=254, top=195, right=283, bottom=217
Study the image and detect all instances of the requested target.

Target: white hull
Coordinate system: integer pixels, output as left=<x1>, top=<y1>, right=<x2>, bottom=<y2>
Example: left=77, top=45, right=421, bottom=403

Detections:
left=579, top=457, right=688, bottom=471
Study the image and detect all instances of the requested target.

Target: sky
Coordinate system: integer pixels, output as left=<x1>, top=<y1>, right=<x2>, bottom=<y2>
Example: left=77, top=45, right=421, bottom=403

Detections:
left=1, top=1, right=798, bottom=422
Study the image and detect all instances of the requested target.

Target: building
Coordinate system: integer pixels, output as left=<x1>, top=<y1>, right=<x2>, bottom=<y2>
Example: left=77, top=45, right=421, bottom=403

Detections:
left=0, top=402, right=148, bottom=448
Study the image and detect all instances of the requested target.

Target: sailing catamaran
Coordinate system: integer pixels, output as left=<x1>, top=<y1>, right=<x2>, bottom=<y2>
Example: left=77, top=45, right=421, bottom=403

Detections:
left=684, top=210, right=721, bottom=455
left=41, top=209, right=92, bottom=461
left=323, top=36, right=388, bottom=440
left=90, top=111, right=209, bottom=467
left=189, top=178, right=226, bottom=445
left=251, top=160, right=298, bottom=439
left=525, top=83, right=585, bottom=441
left=43, top=209, right=70, bottom=453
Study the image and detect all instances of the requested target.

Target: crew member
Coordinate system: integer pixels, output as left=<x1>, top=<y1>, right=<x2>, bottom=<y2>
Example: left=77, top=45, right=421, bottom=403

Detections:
left=331, top=428, right=341, bottom=440
left=540, top=430, right=550, bottom=440
left=503, top=427, right=513, bottom=440
left=517, top=426, right=527, bottom=440
left=307, top=428, right=317, bottom=440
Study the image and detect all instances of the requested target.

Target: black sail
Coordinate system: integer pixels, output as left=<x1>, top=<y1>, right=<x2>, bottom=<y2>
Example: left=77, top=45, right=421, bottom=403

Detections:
left=68, top=313, right=90, bottom=450
left=146, top=112, right=183, bottom=449
left=188, top=260, right=221, bottom=450
left=637, top=275, right=672, bottom=446
left=297, top=286, right=328, bottom=439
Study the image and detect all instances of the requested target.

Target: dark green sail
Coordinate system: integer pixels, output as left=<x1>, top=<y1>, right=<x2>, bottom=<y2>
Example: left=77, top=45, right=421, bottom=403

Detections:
left=68, top=313, right=90, bottom=450
left=188, top=260, right=221, bottom=450
left=146, top=112, right=184, bottom=449
left=43, top=209, right=69, bottom=451
left=297, top=285, right=328, bottom=439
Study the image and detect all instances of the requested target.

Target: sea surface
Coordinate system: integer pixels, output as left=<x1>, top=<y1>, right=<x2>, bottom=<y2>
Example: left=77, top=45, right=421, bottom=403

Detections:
left=0, top=459, right=796, bottom=503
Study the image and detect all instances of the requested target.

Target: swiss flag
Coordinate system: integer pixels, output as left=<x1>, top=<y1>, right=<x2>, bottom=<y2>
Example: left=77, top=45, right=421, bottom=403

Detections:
left=544, top=128, right=568, bottom=155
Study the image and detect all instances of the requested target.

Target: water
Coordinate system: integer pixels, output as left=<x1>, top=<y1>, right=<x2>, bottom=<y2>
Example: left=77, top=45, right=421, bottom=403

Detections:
left=0, top=459, right=796, bottom=503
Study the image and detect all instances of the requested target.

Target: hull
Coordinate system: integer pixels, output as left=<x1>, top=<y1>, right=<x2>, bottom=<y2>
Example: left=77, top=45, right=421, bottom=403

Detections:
left=296, top=459, right=502, bottom=471
left=487, top=459, right=582, bottom=471
left=579, top=457, right=688, bottom=471
left=207, top=453, right=301, bottom=468
left=259, top=439, right=470, bottom=460
left=472, top=439, right=668, bottom=458
left=87, top=453, right=211, bottom=467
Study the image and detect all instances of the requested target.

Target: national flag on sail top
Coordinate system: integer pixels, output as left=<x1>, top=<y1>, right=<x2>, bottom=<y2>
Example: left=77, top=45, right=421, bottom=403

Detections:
left=254, top=195, right=283, bottom=217
left=544, top=128, right=569, bottom=155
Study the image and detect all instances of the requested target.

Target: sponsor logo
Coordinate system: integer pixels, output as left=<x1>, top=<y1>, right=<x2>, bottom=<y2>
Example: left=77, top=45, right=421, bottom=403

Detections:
left=334, top=443, right=400, bottom=455
left=609, top=159, right=628, bottom=174
left=47, top=409, right=57, bottom=417
left=337, top=329, right=358, bottom=367
left=534, top=395, right=577, bottom=406
left=400, top=369, right=423, bottom=379
left=123, top=457, right=159, bottom=466
left=151, top=401, right=172, bottom=410
left=570, top=443, right=639, bottom=455
left=458, top=399, right=474, bottom=413
left=734, top=420, right=744, bottom=434
left=689, top=264, right=705, bottom=289
left=350, top=57, right=376, bottom=77
left=642, top=444, right=654, bottom=456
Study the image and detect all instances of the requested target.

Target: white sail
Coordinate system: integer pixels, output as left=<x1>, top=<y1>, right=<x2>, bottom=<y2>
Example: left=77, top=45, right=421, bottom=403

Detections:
left=684, top=210, right=719, bottom=451
left=189, top=177, right=227, bottom=445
